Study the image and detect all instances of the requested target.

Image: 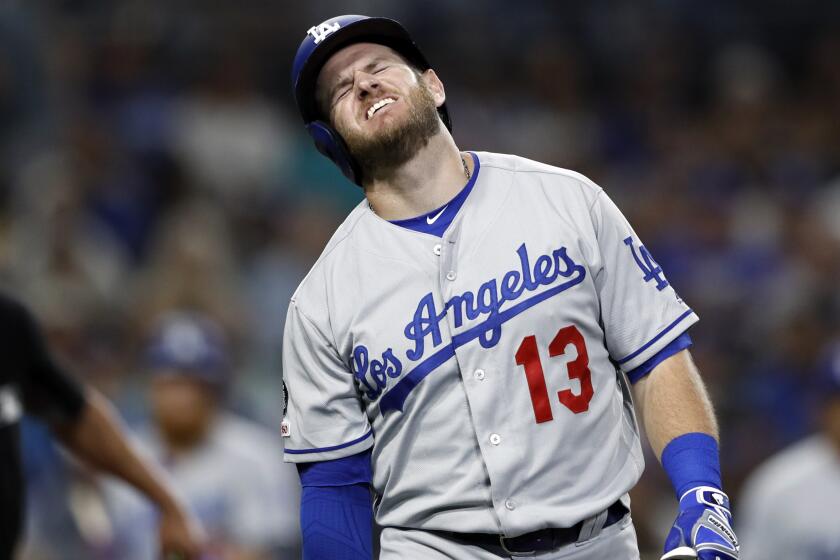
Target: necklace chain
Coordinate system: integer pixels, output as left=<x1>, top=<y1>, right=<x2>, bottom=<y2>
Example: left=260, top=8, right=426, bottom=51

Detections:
left=370, top=154, right=471, bottom=217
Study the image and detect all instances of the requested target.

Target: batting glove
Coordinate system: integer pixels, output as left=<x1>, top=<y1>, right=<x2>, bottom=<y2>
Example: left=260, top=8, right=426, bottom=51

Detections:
left=661, top=486, right=740, bottom=560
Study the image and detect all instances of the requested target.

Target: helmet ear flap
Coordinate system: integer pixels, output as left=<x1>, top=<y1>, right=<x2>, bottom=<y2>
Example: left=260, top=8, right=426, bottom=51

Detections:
left=306, top=121, right=363, bottom=186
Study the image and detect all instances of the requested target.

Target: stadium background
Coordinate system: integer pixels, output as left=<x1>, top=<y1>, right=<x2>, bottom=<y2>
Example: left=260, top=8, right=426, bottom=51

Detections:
left=1, top=0, right=839, bottom=558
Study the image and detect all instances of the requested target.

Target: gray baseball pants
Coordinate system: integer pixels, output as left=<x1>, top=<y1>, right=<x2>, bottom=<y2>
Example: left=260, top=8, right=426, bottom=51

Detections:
left=380, top=514, right=640, bottom=559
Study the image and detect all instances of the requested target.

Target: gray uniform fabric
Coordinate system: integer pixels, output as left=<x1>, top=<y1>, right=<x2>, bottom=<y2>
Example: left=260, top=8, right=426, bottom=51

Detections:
left=105, top=415, right=300, bottom=557
left=282, top=151, right=696, bottom=539
left=739, top=435, right=840, bottom=560
left=379, top=515, right=639, bottom=559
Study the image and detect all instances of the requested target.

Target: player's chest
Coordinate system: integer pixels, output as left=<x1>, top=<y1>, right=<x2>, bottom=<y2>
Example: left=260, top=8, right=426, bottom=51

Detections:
left=336, top=220, right=600, bottom=413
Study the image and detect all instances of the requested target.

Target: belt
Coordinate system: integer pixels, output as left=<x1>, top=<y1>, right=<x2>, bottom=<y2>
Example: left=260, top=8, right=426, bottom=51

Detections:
left=441, top=500, right=628, bottom=556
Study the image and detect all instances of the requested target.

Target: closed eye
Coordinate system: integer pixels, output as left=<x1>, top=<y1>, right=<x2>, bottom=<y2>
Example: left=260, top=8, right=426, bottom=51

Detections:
left=330, top=60, right=391, bottom=107
left=332, top=86, right=351, bottom=107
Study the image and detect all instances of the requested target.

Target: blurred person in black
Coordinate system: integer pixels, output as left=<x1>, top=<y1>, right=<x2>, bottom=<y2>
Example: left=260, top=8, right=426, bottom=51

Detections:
left=0, top=292, right=203, bottom=559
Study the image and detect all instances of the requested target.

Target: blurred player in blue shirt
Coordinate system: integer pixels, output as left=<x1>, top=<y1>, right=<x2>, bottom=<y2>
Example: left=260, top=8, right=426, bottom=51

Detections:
left=103, top=312, right=300, bottom=560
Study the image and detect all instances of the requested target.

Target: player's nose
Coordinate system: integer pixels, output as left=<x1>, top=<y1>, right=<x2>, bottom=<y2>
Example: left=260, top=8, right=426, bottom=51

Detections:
left=355, top=71, right=380, bottom=99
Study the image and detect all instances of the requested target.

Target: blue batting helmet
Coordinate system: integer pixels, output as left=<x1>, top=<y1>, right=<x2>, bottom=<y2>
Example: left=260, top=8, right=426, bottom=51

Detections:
left=145, top=312, right=230, bottom=389
left=291, top=15, right=452, bottom=185
left=816, top=341, right=840, bottom=398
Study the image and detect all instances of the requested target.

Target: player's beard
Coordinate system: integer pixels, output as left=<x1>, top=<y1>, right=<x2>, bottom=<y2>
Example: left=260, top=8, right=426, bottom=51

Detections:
left=339, top=81, right=441, bottom=181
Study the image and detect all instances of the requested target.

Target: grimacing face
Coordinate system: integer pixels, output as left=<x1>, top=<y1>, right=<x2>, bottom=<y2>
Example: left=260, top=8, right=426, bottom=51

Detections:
left=316, top=42, right=445, bottom=177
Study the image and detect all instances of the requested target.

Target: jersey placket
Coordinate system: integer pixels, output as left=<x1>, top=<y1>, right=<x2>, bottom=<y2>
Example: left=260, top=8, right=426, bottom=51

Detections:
left=436, top=222, right=519, bottom=535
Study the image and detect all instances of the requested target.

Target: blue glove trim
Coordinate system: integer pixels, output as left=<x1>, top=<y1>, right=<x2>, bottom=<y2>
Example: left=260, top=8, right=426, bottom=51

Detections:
left=661, top=432, right=722, bottom=499
left=627, top=332, right=692, bottom=384
left=298, top=449, right=373, bottom=487
left=301, top=483, right=373, bottom=559
left=664, top=486, right=739, bottom=559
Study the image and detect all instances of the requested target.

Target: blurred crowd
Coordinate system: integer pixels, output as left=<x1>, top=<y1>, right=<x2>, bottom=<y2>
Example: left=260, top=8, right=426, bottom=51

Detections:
left=1, top=1, right=839, bottom=558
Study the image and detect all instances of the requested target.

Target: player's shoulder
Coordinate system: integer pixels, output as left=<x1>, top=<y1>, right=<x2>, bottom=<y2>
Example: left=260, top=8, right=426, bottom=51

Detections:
left=475, top=151, right=603, bottom=197
left=0, top=291, right=49, bottom=355
left=288, top=200, right=370, bottom=309
left=0, top=291, right=33, bottom=324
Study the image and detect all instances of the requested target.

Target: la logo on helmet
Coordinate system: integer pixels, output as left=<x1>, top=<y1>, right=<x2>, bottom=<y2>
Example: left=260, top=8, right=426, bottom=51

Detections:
left=307, top=21, right=341, bottom=44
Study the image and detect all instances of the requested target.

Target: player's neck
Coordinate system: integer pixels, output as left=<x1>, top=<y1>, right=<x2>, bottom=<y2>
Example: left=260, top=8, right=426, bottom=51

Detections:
left=363, top=132, right=471, bottom=221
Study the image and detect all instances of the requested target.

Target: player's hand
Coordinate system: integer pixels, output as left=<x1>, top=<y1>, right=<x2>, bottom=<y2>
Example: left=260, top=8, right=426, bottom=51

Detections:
left=661, top=486, right=740, bottom=560
left=158, top=502, right=205, bottom=560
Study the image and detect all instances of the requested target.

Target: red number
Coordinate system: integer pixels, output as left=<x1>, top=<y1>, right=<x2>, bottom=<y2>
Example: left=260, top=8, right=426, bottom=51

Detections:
left=515, top=325, right=594, bottom=423
left=549, top=325, right=594, bottom=414
left=515, top=336, right=554, bottom=423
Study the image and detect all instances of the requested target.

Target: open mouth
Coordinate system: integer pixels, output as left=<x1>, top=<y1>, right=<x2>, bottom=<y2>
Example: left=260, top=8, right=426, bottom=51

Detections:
left=366, top=97, right=396, bottom=120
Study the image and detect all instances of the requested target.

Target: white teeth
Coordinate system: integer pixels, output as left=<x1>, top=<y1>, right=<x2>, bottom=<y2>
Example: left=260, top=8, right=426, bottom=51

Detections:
left=367, top=98, right=395, bottom=119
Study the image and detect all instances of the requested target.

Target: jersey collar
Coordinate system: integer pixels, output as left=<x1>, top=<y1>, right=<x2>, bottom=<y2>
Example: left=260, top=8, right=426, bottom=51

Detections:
left=389, top=152, right=480, bottom=238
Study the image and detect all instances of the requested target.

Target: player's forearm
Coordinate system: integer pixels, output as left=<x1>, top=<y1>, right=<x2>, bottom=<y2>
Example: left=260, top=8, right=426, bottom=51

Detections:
left=632, top=349, right=718, bottom=461
left=634, top=350, right=740, bottom=557
left=54, top=389, right=183, bottom=513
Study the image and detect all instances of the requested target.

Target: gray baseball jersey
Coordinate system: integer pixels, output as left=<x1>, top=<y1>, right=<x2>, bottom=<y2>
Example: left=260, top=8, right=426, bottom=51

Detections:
left=105, top=414, right=300, bottom=557
left=281, top=151, right=697, bottom=536
left=739, top=435, right=840, bottom=560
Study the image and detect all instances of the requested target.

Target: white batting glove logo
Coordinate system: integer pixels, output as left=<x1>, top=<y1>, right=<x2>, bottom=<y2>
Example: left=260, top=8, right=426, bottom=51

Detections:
left=661, top=486, right=740, bottom=560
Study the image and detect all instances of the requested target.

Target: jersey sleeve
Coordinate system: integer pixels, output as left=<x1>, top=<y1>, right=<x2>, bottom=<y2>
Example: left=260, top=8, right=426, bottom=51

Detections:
left=282, top=300, right=373, bottom=463
left=588, top=189, right=698, bottom=374
left=9, top=297, right=87, bottom=424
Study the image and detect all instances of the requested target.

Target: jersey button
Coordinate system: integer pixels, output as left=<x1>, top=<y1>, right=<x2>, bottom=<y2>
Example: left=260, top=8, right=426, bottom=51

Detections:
left=489, top=433, right=501, bottom=445
left=446, top=271, right=457, bottom=281
left=433, top=244, right=442, bottom=256
left=474, top=369, right=485, bottom=381
left=505, top=499, right=516, bottom=511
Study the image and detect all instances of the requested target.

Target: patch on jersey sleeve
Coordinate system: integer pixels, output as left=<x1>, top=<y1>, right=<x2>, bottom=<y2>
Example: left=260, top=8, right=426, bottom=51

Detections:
left=280, top=381, right=291, bottom=436
left=623, top=236, right=669, bottom=291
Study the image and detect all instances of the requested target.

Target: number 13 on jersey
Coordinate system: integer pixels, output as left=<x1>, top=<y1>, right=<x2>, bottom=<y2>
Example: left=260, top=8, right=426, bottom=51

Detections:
left=515, top=325, right=594, bottom=423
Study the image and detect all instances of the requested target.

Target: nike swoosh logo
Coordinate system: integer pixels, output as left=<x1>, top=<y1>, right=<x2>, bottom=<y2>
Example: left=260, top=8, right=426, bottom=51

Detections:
left=426, top=206, right=448, bottom=225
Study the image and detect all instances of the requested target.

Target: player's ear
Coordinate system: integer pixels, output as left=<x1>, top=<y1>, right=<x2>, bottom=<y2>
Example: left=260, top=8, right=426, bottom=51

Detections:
left=420, top=69, right=446, bottom=108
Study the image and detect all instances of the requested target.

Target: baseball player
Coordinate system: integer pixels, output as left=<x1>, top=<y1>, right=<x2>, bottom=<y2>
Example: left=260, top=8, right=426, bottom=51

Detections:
left=103, top=312, right=301, bottom=559
left=283, top=15, right=740, bottom=560
left=0, top=292, right=203, bottom=559
left=738, top=341, right=840, bottom=560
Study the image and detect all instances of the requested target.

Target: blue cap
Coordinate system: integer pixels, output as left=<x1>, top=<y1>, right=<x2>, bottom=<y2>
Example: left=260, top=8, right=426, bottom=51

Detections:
left=815, top=341, right=840, bottom=398
left=145, top=312, right=229, bottom=386
left=291, top=14, right=450, bottom=129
